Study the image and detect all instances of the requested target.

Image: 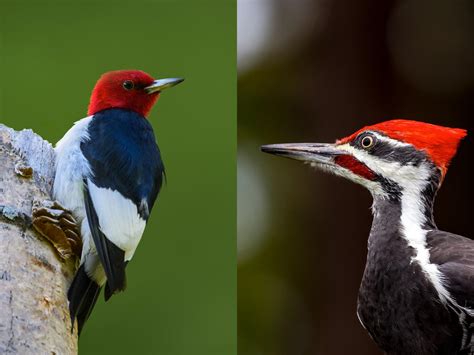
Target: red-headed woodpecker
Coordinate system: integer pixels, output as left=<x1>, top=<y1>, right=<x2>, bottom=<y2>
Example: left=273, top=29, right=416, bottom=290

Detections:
left=52, top=70, right=183, bottom=334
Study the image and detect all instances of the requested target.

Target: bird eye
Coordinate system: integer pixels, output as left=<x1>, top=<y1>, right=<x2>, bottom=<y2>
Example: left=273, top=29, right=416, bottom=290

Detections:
left=122, top=80, right=134, bottom=91
left=361, top=135, right=375, bottom=149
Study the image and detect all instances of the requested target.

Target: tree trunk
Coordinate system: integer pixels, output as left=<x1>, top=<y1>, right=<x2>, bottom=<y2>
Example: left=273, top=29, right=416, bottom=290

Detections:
left=0, top=124, right=78, bottom=354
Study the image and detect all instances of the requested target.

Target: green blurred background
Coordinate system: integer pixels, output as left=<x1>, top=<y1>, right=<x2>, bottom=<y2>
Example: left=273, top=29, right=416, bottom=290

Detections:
left=0, top=1, right=236, bottom=354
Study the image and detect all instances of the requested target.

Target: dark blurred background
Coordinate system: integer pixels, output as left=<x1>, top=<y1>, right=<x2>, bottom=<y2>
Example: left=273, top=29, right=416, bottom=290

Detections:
left=238, top=0, right=474, bottom=354
left=1, top=1, right=235, bottom=354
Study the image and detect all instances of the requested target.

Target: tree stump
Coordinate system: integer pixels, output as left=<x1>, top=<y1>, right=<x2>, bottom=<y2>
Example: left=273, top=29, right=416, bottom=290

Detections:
left=0, top=124, right=77, bottom=354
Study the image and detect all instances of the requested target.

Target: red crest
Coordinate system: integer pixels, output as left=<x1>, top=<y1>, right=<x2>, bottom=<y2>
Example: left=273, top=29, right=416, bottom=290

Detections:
left=338, top=120, right=467, bottom=176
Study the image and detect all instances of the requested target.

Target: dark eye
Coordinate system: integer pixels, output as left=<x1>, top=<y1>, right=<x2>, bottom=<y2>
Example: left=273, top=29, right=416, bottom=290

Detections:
left=361, top=135, right=375, bottom=149
left=122, top=80, right=134, bottom=90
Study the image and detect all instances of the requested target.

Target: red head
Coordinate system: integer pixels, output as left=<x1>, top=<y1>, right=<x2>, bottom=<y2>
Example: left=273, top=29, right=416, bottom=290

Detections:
left=337, top=119, right=467, bottom=176
left=262, top=119, right=467, bottom=199
left=87, top=70, right=184, bottom=117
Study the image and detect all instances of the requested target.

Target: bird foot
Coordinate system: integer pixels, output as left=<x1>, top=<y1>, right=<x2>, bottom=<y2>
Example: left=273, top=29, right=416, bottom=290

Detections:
left=32, top=200, right=82, bottom=260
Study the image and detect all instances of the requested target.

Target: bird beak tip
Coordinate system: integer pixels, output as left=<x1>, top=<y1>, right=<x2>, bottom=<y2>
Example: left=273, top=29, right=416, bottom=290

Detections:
left=145, top=77, right=184, bottom=94
left=260, top=144, right=273, bottom=153
left=260, top=144, right=292, bottom=156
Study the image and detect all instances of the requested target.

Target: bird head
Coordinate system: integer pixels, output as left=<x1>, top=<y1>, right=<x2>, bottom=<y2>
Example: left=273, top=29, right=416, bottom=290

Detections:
left=262, top=120, right=467, bottom=199
left=87, top=70, right=184, bottom=117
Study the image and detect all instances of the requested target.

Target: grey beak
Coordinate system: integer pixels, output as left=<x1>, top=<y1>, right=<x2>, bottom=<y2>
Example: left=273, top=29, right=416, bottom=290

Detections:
left=145, top=78, right=184, bottom=94
left=261, top=143, right=343, bottom=164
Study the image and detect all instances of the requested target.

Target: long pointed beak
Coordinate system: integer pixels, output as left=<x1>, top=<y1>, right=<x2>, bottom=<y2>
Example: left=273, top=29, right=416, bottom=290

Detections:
left=261, top=143, right=344, bottom=165
left=145, top=78, right=184, bottom=94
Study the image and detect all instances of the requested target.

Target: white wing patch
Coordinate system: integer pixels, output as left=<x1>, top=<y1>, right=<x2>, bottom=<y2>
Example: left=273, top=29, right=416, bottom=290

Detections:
left=87, top=180, right=146, bottom=261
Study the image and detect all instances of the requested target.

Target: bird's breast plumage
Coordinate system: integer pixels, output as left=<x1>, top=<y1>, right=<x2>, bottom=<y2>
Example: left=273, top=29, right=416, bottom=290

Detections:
left=357, top=198, right=465, bottom=354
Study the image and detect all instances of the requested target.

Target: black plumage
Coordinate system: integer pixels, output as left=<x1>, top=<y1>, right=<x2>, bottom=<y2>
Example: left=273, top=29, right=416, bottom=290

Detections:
left=67, top=265, right=101, bottom=335
left=357, top=198, right=469, bottom=354
left=81, top=108, right=164, bottom=221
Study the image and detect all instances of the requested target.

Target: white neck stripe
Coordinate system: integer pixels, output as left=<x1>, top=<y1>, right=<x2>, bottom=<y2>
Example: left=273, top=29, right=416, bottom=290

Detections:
left=399, top=187, right=453, bottom=305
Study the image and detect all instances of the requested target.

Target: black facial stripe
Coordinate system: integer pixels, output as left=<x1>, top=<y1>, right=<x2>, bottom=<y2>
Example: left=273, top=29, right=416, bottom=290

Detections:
left=375, top=176, right=402, bottom=201
left=350, top=131, right=427, bottom=166
left=371, top=141, right=426, bottom=166
left=420, top=168, right=441, bottom=229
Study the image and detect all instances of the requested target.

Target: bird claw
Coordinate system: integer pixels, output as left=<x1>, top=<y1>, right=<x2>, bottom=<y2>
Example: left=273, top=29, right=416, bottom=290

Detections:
left=32, top=200, right=82, bottom=260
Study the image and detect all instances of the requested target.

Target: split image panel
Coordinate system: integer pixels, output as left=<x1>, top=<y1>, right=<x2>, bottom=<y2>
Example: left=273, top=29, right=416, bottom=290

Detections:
left=1, top=0, right=474, bottom=354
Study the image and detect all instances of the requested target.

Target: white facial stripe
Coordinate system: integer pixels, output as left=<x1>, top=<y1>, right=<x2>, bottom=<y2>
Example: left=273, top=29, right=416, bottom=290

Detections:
left=337, top=143, right=428, bottom=192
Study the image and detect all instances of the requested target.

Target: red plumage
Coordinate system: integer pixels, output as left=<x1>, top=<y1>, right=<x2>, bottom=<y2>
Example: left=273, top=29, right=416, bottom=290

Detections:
left=334, top=155, right=376, bottom=180
left=337, top=119, right=467, bottom=176
left=88, top=70, right=159, bottom=117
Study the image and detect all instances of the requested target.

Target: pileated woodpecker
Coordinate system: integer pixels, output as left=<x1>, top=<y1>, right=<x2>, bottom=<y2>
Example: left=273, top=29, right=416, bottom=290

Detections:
left=262, top=120, right=471, bottom=354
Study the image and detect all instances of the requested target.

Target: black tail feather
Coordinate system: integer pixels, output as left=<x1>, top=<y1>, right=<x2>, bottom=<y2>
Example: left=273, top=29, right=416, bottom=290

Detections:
left=68, top=264, right=101, bottom=335
left=104, top=260, right=129, bottom=301
left=104, top=281, right=118, bottom=302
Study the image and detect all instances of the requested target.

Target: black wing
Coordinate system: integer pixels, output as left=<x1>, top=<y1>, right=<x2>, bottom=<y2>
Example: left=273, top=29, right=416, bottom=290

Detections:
left=81, top=109, right=164, bottom=220
left=81, top=109, right=164, bottom=298
left=427, top=230, right=474, bottom=309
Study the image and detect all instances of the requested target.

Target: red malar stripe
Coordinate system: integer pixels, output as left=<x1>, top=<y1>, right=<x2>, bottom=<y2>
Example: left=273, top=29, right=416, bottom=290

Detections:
left=335, top=155, right=376, bottom=180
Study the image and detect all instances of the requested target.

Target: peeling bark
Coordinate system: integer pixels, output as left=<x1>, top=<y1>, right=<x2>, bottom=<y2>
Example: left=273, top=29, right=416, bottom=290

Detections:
left=0, top=124, right=77, bottom=354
